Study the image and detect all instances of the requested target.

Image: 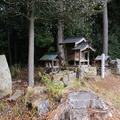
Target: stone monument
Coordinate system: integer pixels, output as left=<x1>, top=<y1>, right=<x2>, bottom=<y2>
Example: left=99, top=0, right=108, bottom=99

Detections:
left=0, top=55, right=12, bottom=98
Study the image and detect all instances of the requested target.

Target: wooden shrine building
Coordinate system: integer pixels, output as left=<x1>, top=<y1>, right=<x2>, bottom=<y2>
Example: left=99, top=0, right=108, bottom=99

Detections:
left=60, top=37, right=95, bottom=66
left=40, top=53, right=60, bottom=73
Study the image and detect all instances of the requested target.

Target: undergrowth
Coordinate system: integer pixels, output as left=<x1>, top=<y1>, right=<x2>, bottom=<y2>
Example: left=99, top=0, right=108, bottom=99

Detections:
left=0, top=100, right=8, bottom=112
left=41, top=74, right=65, bottom=102
left=10, top=64, right=22, bottom=79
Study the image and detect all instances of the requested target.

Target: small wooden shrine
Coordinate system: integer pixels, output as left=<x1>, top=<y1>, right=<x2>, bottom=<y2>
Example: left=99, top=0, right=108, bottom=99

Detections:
left=40, top=53, right=60, bottom=73
left=60, top=37, right=95, bottom=66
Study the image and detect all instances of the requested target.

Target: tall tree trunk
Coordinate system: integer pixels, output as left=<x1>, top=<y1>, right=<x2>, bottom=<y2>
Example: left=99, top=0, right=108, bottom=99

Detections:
left=14, top=36, right=17, bottom=64
left=28, top=17, right=34, bottom=87
left=8, top=28, right=12, bottom=66
left=103, top=1, right=108, bottom=55
left=57, top=20, right=65, bottom=63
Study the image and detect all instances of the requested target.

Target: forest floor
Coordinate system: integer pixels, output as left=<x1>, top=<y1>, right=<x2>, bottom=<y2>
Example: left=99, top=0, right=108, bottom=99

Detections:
left=89, top=75, right=120, bottom=109
left=0, top=68, right=120, bottom=120
left=89, top=74, right=120, bottom=120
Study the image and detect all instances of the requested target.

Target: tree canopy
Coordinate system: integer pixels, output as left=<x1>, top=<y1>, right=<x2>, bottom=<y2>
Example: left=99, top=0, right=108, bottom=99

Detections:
left=0, top=0, right=120, bottom=64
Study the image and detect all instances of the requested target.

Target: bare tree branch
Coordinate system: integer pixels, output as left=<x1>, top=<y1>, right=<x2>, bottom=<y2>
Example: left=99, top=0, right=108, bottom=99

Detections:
left=15, top=12, right=30, bottom=20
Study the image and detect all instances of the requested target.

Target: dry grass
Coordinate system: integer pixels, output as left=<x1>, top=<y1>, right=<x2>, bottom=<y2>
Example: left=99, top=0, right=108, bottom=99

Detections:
left=89, top=75, right=120, bottom=110
left=0, top=96, right=39, bottom=120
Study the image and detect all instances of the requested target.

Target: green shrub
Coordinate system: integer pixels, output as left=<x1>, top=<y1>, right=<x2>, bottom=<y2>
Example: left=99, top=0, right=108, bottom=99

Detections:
left=41, top=74, right=64, bottom=102
left=47, top=81, right=64, bottom=101
left=41, top=74, right=51, bottom=85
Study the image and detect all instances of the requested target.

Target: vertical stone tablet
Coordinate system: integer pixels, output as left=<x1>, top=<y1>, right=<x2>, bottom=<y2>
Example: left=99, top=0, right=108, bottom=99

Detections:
left=0, top=55, right=12, bottom=98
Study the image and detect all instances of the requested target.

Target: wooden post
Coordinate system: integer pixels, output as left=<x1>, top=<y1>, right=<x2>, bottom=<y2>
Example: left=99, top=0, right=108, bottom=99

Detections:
left=51, top=60, right=54, bottom=73
left=101, top=53, right=105, bottom=79
left=52, top=60, right=54, bottom=67
left=79, top=50, right=81, bottom=67
left=74, top=51, right=76, bottom=66
left=65, top=46, right=68, bottom=65
left=87, top=51, right=90, bottom=66
left=45, top=62, right=47, bottom=67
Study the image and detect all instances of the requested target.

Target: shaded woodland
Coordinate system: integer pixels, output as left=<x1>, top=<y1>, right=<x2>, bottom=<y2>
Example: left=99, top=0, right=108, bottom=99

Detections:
left=0, top=0, right=120, bottom=66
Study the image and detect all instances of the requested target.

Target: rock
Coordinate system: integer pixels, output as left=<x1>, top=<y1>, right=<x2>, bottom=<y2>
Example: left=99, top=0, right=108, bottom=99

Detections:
left=67, top=91, right=110, bottom=120
left=37, top=100, right=49, bottom=115
left=26, top=86, right=49, bottom=116
left=0, top=55, right=12, bottom=98
left=110, top=59, right=120, bottom=75
left=49, top=91, right=112, bottom=120
left=8, top=90, right=24, bottom=101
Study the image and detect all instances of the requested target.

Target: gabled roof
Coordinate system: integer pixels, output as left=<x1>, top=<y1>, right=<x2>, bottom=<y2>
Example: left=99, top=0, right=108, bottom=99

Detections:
left=40, top=53, right=58, bottom=61
left=95, top=55, right=110, bottom=61
left=60, top=37, right=86, bottom=45
left=73, top=42, right=95, bottom=52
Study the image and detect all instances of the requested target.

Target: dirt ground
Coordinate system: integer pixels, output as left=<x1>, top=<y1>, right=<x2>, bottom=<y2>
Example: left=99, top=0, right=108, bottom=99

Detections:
left=0, top=70, right=120, bottom=120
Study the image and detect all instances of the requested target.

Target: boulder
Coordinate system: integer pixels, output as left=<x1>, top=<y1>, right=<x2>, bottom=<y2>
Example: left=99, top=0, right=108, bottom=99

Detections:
left=37, top=100, right=49, bottom=116
left=26, top=86, right=49, bottom=116
left=49, top=91, right=112, bottom=120
left=28, top=98, right=49, bottom=116
left=0, top=55, right=12, bottom=98
left=67, top=91, right=110, bottom=120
